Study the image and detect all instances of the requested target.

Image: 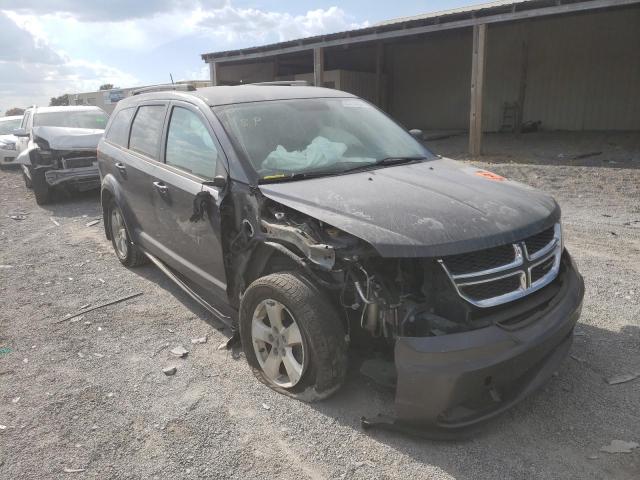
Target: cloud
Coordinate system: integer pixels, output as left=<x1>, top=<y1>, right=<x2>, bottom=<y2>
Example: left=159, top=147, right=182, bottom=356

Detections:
left=0, top=0, right=227, bottom=22
left=0, top=3, right=369, bottom=113
left=0, top=12, right=137, bottom=114
left=196, top=5, right=368, bottom=44
left=0, top=12, right=62, bottom=64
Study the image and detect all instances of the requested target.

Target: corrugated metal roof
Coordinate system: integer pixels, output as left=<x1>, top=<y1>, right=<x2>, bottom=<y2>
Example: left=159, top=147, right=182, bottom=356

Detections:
left=374, top=0, right=532, bottom=26
left=201, top=0, right=639, bottom=61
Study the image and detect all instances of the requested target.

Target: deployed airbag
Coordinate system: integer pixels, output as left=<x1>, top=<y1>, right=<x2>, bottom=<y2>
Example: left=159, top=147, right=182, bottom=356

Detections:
left=262, top=136, right=348, bottom=171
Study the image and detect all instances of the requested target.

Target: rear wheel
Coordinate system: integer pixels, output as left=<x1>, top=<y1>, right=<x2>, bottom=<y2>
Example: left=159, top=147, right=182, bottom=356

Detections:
left=240, top=272, right=347, bottom=401
left=31, top=169, right=51, bottom=205
left=108, top=201, right=147, bottom=267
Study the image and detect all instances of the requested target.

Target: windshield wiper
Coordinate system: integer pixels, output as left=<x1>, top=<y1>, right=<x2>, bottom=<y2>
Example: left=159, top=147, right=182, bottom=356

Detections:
left=259, top=157, right=428, bottom=183
left=341, top=156, right=427, bottom=173
left=259, top=170, right=340, bottom=183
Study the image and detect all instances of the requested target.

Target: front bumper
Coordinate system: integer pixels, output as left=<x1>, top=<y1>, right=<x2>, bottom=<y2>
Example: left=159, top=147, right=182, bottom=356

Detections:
left=1, top=150, right=17, bottom=164
left=369, top=252, right=584, bottom=437
left=44, top=165, right=100, bottom=190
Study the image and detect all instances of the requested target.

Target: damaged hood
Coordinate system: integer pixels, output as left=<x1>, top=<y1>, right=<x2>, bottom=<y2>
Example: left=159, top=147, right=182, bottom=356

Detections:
left=259, top=158, right=560, bottom=258
left=32, top=126, right=104, bottom=150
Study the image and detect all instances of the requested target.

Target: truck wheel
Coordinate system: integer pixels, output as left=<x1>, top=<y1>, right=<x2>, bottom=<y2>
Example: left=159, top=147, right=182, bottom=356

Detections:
left=22, top=167, right=32, bottom=189
left=108, top=201, right=147, bottom=267
left=240, top=272, right=347, bottom=401
left=32, top=169, right=51, bottom=205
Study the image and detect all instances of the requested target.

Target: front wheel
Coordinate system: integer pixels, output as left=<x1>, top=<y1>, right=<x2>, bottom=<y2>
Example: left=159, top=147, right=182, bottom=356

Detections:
left=240, top=272, right=347, bottom=401
left=31, top=168, right=51, bottom=205
left=22, top=166, right=32, bottom=189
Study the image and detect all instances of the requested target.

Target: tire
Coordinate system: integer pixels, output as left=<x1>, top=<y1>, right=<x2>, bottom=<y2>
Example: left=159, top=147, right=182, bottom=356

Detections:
left=240, top=272, right=347, bottom=401
left=31, top=168, right=51, bottom=205
left=22, top=167, right=32, bottom=189
left=108, top=201, right=147, bottom=267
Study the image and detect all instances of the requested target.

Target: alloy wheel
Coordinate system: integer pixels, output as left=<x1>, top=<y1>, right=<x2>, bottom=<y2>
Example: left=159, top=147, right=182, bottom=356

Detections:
left=251, top=299, right=305, bottom=388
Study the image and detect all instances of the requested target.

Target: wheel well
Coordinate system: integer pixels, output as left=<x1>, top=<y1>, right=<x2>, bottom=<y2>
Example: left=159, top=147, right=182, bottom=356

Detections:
left=245, top=247, right=298, bottom=287
left=101, top=189, right=114, bottom=240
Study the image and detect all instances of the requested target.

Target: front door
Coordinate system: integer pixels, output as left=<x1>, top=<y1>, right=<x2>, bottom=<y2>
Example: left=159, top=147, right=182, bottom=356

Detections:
left=144, top=103, right=228, bottom=300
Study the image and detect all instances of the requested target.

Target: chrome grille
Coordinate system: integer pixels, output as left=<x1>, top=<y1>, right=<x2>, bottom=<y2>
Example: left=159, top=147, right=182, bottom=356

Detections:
left=442, top=244, right=516, bottom=275
left=439, top=223, right=562, bottom=308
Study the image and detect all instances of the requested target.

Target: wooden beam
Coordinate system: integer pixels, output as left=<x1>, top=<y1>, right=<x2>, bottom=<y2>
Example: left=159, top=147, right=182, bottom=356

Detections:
left=516, top=24, right=531, bottom=133
left=375, top=42, right=384, bottom=106
left=202, top=0, right=639, bottom=63
left=469, top=23, right=487, bottom=157
left=209, top=62, right=218, bottom=86
left=313, top=47, right=324, bottom=87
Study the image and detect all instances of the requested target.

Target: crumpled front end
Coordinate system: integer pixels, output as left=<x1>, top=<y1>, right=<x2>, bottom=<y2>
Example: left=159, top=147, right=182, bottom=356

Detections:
left=18, top=129, right=101, bottom=191
left=232, top=193, right=584, bottom=437
left=390, top=254, right=583, bottom=434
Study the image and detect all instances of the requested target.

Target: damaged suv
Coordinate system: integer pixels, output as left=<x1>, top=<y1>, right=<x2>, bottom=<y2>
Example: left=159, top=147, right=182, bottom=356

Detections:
left=16, top=106, right=108, bottom=204
left=97, top=85, right=584, bottom=435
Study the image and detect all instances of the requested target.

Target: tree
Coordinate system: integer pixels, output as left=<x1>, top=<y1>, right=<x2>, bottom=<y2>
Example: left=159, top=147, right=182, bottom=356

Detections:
left=99, top=83, right=114, bottom=90
left=49, top=94, right=70, bottom=106
left=5, top=107, right=25, bottom=116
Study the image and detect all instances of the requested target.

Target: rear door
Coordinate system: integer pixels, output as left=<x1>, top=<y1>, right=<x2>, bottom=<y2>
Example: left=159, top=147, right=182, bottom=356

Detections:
left=145, top=101, right=228, bottom=298
left=118, top=103, right=169, bottom=246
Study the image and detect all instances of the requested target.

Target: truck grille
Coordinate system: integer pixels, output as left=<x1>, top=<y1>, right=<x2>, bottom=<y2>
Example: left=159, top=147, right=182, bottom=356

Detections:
left=439, top=223, right=562, bottom=308
left=62, top=156, right=96, bottom=169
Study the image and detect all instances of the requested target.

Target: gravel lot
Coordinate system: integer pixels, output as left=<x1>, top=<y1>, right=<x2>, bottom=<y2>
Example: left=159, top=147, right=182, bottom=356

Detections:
left=0, top=155, right=638, bottom=479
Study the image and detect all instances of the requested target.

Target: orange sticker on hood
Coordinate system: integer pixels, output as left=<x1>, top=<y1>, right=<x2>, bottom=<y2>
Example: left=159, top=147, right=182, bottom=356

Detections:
left=475, top=170, right=505, bottom=181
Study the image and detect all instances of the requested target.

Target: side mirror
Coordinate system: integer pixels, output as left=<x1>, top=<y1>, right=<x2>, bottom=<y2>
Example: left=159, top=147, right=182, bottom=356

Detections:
left=13, top=128, right=29, bottom=137
left=409, top=129, right=424, bottom=140
left=203, top=175, right=227, bottom=189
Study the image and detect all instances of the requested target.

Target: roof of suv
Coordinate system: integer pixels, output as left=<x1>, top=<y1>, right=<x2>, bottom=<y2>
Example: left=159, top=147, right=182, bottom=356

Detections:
left=118, top=85, right=356, bottom=108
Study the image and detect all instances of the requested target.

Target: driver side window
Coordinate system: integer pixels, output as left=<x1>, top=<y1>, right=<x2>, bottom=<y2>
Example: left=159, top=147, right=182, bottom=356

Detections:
left=165, top=107, right=218, bottom=180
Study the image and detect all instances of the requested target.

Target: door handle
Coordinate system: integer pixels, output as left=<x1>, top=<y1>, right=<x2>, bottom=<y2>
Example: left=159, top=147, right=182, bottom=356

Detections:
left=153, top=181, right=168, bottom=194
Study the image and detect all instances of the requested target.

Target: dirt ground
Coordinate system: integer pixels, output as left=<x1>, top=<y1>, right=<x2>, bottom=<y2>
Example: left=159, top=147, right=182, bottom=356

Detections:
left=1, top=135, right=639, bottom=479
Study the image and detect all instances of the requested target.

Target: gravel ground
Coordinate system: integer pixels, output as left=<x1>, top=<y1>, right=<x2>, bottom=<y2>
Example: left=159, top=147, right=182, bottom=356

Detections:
left=0, top=156, right=639, bottom=479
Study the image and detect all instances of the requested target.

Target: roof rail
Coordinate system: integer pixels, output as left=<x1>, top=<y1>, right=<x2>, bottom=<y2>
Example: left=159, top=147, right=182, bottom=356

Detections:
left=245, top=80, right=310, bottom=87
left=131, top=83, right=196, bottom=95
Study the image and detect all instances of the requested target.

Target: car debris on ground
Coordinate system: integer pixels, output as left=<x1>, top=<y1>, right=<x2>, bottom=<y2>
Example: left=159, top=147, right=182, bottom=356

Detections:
left=162, top=366, right=177, bottom=376
left=600, top=440, right=639, bottom=454
left=605, top=373, right=638, bottom=385
left=54, top=292, right=143, bottom=323
left=170, top=346, right=188, bottom=358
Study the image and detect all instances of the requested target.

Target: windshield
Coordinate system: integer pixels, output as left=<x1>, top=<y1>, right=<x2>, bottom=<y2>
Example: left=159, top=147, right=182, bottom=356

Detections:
left=213, top=98, right=432, bottom=181
left=33, top=110, right=109, bottom=130
left=0, top=118, right=22, bottom=135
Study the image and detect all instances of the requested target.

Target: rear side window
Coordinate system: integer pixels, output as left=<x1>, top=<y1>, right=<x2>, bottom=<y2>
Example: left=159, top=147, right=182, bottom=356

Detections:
left=165, top=107, right=218, bottom=180
left=105, top=108, right=134, bottom=147
left=129, top=105, right=166, bottom=159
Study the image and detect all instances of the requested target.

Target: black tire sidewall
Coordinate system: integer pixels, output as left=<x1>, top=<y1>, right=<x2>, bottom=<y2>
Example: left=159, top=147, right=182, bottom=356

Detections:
left=31, top=168, right=51, bottom=205
left=240, top=272, right=346, bottom=399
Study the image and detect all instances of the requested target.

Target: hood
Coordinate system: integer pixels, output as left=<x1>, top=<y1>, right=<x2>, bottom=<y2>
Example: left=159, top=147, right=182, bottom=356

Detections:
left=0, top=134, right=18, bottom=145
left=32, top=126, right=103, bottom=150
left=259, top=158, right=560, bottom=258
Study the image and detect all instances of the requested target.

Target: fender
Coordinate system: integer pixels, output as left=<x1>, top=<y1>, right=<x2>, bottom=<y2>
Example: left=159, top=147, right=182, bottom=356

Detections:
left=15, top=143, right=37, bottom=166
left=100, top=173, right=138, bottom=244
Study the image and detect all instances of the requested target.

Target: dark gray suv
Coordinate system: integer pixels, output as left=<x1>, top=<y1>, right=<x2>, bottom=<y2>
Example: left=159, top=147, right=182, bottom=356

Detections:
left=97, top=85, right=584, bottom=436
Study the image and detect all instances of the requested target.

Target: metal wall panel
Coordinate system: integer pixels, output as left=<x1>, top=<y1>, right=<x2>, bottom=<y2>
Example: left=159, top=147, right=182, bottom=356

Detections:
left=388, top=6, right=640, bottom=131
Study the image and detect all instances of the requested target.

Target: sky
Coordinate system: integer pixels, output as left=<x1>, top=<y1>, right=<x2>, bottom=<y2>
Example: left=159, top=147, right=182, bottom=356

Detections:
left=0, top=0, right=484, bottom=115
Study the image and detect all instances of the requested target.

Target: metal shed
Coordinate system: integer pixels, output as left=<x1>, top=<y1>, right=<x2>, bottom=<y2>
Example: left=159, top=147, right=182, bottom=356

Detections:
left=201, top=0, right=640, bottom=156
